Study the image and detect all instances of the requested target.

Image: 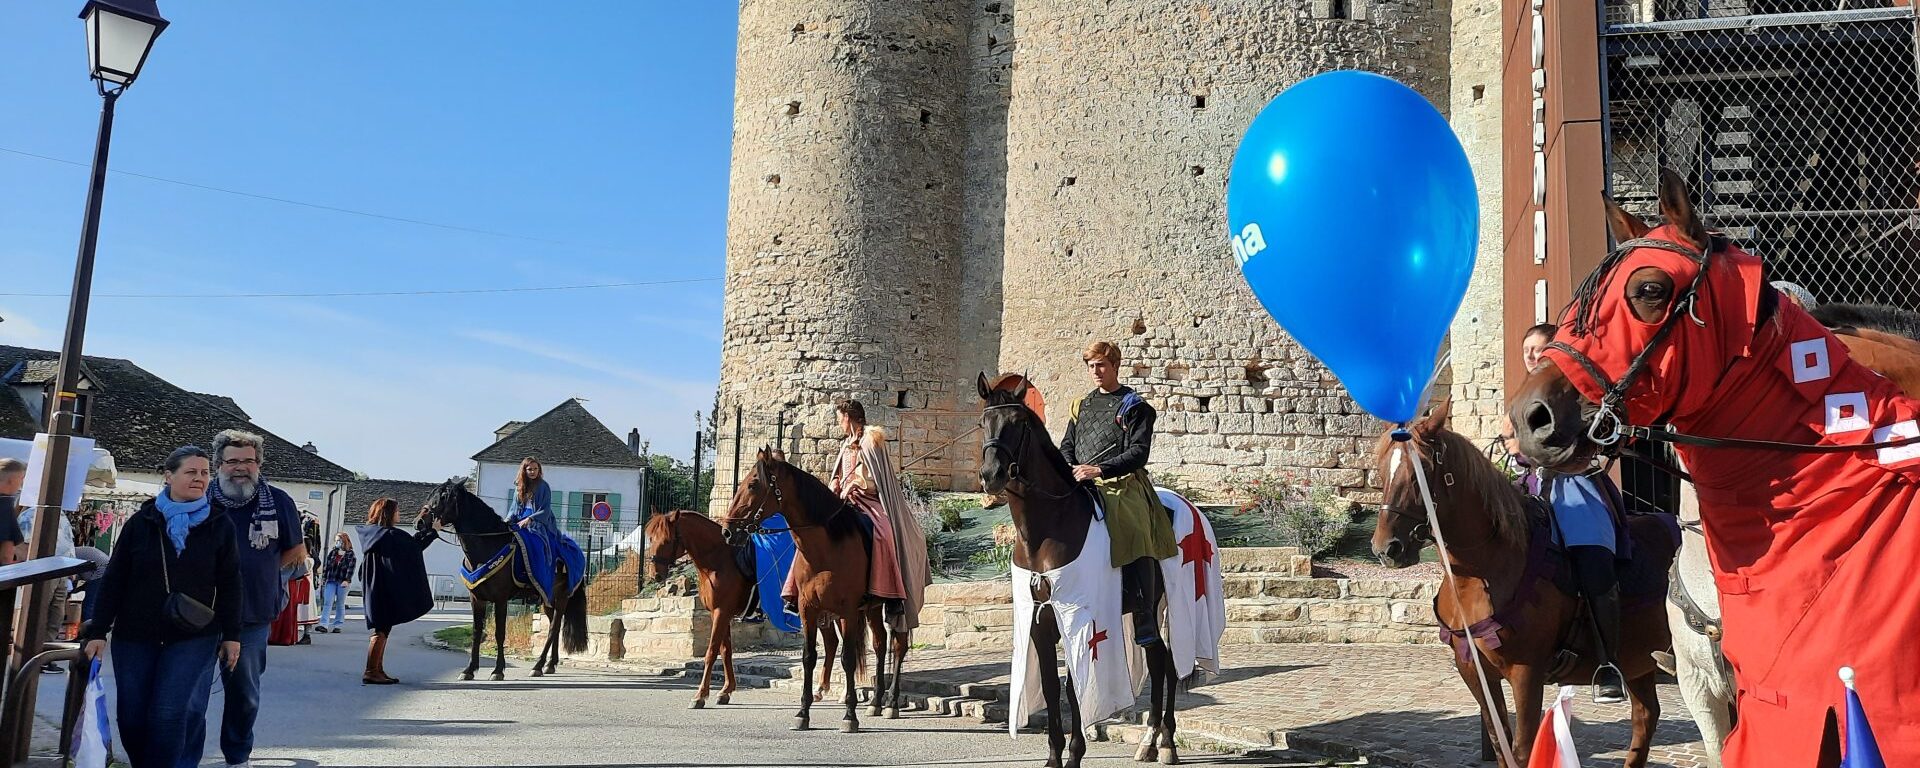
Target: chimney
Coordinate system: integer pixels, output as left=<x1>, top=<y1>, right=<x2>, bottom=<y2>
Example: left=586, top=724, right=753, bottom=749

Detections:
left=628, top=428, right=642, bottom=455
left=495, top=421, right=528, bottom=443
left=301, top=441, right=318, bottom=454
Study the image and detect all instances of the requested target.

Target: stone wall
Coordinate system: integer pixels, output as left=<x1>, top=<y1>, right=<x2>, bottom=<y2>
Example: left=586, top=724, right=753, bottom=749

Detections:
left=995, top=0, right=1453, bottom=504
left=583, top=547, right=1443, bottom=660
left=713, top=1, right=1507, bottom=510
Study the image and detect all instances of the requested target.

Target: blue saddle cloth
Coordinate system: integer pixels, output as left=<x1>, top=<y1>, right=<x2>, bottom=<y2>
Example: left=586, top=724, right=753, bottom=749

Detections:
left=513, top=527, right=586, bottom=603
left=750, top=514, right=800, bottom=633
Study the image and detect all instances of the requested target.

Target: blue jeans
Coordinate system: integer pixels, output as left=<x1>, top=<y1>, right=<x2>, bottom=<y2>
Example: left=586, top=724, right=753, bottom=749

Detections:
left=183, top=622, right=268, bottom=765
left=81, top=586, right=101, bottom=623
left=321, top=581, right=348, bottom=628
left=111, top=633, right=220, bottom=768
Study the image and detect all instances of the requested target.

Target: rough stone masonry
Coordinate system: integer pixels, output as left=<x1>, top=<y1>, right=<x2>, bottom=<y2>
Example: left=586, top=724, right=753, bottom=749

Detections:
left=713, top=0, right=1508, bottom=512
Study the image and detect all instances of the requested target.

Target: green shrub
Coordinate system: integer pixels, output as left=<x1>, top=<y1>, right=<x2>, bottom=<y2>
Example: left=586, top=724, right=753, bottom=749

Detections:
left=1224, top=471, right=1354, bottom=558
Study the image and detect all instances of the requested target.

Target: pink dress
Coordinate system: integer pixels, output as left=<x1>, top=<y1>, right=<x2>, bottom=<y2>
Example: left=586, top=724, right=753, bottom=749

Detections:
left=783, top=434, right=908, bottom=601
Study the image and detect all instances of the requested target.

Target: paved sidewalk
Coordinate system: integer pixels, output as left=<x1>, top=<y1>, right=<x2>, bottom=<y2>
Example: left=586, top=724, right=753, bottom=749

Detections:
left=618, top=642, right=1711, bottom=767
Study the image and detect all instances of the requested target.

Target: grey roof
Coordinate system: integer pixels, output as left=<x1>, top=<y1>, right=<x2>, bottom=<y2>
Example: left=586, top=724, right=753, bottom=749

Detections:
left=0, top=345, right=357, bottom=484
left=343, top=478, right=450, bottom=526
left=4, top=359, right=98, bottom=388
left=192, top=393, right=250, bottom=420
left=470, top=399, right=645, bottom=469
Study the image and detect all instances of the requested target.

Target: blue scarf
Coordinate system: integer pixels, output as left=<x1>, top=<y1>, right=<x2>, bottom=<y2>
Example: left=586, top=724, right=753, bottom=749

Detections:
left=154, top=489, right=211, bottom=553
left=209, top=474, right=277, bottom=515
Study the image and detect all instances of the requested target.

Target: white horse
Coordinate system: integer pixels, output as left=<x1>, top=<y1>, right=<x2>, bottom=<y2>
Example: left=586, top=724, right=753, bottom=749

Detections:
left=1665, top=463, right=1735, bottom=767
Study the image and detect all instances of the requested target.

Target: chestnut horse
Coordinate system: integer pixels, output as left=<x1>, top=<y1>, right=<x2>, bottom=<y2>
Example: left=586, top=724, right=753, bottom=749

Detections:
left=1373, top=402, right=1675, bottom=767
left=1512, top=169, right=1920, bottom=766
left=720, top=451, right=907, bottom=733
left=978, top=375, right=1190, bottom=768
left=645, top=510, right=753, bottom=709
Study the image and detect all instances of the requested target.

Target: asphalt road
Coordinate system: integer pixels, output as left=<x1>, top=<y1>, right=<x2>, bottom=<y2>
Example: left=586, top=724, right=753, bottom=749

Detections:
left=38, top=608, right=1346, bottom=767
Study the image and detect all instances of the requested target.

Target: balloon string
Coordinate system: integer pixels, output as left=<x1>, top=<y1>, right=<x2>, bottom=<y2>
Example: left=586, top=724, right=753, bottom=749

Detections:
left=1405, top=441, right=1522, bottom=767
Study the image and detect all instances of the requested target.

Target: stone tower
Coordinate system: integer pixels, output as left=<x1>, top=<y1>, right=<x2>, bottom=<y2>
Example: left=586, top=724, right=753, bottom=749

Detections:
left=715, top=0, right=1505, bottom=510
left=713, top=0, right=996, bottom=512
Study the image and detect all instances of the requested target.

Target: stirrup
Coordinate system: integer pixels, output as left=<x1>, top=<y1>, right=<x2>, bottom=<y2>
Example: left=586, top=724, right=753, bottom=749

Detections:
left=1591, top=663, right=1627, bottom=704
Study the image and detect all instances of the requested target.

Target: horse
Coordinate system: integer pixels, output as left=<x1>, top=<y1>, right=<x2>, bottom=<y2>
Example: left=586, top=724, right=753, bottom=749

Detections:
left=719, top=451, right=907, bottom=733
left=644, top=509, right=754, bottom=709
left=1592, top=192, right=1920, bottom=767
left=1512, top=168, right=1920, bottom=766
left=417, top=479, right=588, bottom=681
left=977, top=374, right=1202, bottom=768
left=1373, top=400, right=1676, bottom=767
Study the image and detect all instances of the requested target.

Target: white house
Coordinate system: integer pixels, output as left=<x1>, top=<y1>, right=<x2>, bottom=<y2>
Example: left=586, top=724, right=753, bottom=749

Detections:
left=471, top=399, right=646, bottom=542
left=0, top=345, right=356, bottom=548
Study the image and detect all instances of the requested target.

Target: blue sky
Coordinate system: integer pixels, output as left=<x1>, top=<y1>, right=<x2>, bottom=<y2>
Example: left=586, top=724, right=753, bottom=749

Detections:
left=0, top=4, right=737, bottom=481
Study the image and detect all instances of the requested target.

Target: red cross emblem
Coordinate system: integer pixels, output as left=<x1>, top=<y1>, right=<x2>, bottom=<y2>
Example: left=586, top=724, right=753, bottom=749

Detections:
left=1088, top=623, right=1109, bottom=661
left=1177, top=504, right=1215, bottom=601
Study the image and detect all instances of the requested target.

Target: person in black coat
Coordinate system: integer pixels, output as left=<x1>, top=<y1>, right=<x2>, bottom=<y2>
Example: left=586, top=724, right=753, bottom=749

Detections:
left=354, top=497, right=436, bottom=685
left=80, top=446, right=242, bottom=768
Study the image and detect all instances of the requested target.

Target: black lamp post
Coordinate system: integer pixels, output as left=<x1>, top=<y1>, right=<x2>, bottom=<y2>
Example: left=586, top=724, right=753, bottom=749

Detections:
left=7, top=2, right=166, bottom=748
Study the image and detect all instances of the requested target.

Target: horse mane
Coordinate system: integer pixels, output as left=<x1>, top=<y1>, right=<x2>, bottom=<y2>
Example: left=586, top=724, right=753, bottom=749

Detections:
left=983, top=387, right=1076, bottom=483
left=769, top=459, right=865, bottom=542
left=1813, top=302, right=1920, bottom=343
left=1373, top=426, right=1529, bottom=549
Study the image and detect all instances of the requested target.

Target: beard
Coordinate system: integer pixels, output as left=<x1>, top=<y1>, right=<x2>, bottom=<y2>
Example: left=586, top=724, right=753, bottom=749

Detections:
left=219, top=473, right=258, bottom=501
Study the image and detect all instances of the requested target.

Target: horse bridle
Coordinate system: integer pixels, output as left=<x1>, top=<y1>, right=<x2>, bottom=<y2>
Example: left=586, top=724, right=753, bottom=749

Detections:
left=649, top=511, right=684, bottom=569
left=1549, top=237, right=1920, bottom=457
left=1382, top=438, right=1457, bottom=544
left=980, top=403, right=1080, bottom=501
left=724, top=463, right=848, bottom=539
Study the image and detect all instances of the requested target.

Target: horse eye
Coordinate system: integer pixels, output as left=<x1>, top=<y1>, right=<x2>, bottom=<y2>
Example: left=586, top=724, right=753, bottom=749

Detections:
left=1635, top=282, right=1669, bottom=301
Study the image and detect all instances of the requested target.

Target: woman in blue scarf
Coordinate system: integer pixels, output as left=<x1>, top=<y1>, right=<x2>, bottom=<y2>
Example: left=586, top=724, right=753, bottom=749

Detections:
left=80, top=446, right=242, bottom=768
left=508, top=458, right=563, bottom=544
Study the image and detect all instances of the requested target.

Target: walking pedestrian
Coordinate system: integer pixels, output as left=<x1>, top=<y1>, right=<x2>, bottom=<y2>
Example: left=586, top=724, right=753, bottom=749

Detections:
left=355, top=498, right=436, bottom=684
left=319, top=532, right=355, bottom=633
left=18, top=481, right=78, bottom=672
left=79, top=445, right=242, bottom=768
left=187, top=430, right=307, bottom=768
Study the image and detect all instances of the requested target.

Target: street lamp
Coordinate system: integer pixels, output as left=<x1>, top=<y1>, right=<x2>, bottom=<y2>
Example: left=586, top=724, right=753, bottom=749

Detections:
left=6, top=2, right=166, bottom=753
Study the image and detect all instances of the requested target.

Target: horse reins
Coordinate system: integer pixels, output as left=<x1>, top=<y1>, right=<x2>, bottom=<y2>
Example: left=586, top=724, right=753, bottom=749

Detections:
left=1555, top=237, right=1920, bottom=457
left=724, top=465, right=851, bottom=538
left=980, top=403, right=1083, bottom=502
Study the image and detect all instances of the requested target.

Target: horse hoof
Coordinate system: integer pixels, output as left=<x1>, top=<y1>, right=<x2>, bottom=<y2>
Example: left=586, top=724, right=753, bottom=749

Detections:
left=717, top=694, right=731, bottom=706
left=1158, top=747, right=1181, bottom=766
left=691, top=699, right=706, bottom=710
left=792, top=716, right=810, bottom=731
left=867, top=705, right=882, bottom=718
left=490, top=672, right=505, bottom=681
left=1134, top=742, right=1158, bottom=762
left=885, top=707, right=900, bottom=720
left=459, top=671, right=474, bottom=681
left=531, top=668, right=544, bottom=678
left=840, top=719, right=860, bottom=734
left=812, top=692, right=825, bottom=702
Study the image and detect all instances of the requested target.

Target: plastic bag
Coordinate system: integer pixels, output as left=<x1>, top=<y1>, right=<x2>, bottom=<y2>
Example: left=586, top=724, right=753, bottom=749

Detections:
left=70, top=657, right=110, bottom=768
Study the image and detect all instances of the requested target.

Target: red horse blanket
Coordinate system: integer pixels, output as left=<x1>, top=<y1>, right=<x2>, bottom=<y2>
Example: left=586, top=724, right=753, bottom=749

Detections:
left=1545, top=226, right=1920, bottom=766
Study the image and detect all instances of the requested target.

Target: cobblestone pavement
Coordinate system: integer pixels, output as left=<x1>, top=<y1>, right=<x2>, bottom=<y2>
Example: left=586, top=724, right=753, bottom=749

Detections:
left=709, top=642, right=1709, bottom=767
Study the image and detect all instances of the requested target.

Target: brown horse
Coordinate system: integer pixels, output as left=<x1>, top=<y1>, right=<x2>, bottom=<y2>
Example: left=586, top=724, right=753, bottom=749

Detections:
left=1372, top=401, right=1675, bottom=767
left=416, top=479, right=588, bottom=681
left=978, top=374, right=1188, bottom=768
left=645, top=510, right=753, bottom=709
left=720, top=451, right=906, bottom=733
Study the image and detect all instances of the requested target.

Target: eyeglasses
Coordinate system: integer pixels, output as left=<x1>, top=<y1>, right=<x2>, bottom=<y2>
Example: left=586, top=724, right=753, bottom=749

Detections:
left=221, top=458, right=260, bottom=468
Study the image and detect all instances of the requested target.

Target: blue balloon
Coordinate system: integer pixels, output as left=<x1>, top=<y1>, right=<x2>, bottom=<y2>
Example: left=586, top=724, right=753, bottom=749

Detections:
left=1227, top=71, right=1478, bottom=425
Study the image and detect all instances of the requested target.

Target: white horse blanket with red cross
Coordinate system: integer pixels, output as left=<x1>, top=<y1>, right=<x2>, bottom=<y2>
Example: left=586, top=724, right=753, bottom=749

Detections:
left=1009, top=491, right=1225, bottom=736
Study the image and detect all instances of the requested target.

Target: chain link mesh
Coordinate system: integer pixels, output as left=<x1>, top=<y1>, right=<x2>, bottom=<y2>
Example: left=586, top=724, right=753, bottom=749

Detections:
left=1603, top=3, right=1920, bottom=310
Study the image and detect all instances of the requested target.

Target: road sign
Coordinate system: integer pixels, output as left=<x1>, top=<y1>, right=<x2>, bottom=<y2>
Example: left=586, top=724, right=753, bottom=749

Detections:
left=590, top=521, right=612, bottom=539
left=591, top=501, right=613, bottom=522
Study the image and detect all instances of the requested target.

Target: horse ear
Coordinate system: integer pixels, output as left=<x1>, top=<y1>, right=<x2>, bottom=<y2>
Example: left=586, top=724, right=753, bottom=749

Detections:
left=1419, top=398, right=1454, bottom=434
left=1657, top=168, right=1708, bottom=249
left=977, top=371, right=993, bottom=400
left=1010, top=374, right=1030, bottom=402
left=1605, top=197, right=1651, bottom=243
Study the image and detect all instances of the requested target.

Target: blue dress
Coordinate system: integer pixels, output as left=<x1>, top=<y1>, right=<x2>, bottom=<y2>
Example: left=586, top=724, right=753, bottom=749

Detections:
left=1546, top=472, right=1617, bottom=554
left=507, top=481, right=563, bottom=544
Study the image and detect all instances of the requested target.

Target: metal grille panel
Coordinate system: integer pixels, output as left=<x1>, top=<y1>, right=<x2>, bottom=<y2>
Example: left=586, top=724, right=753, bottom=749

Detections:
left=1603, top=6, right=1920, bottom=310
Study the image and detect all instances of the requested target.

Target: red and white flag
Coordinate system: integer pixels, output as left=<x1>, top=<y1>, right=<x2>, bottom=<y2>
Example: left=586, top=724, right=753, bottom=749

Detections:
left=1528, top=686, right=1581, bottom=767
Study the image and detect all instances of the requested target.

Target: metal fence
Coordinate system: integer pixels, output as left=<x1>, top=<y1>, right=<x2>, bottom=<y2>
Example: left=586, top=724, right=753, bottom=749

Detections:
left=1602, top=3, right=1920, bottom=310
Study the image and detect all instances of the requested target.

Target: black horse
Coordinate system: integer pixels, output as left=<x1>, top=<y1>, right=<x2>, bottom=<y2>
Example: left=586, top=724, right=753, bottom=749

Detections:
left=418, top=479, right=588, bottom=680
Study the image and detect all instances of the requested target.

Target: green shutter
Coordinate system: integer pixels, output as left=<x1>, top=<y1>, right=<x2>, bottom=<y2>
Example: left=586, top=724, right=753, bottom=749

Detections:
left=567, top=491, right=583, bottom=523
left=608, top=493, right=623, bottom=524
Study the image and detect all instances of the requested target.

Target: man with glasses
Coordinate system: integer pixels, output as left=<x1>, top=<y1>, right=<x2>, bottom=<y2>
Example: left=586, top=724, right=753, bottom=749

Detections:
left=187, top=430, right=307, bottom=768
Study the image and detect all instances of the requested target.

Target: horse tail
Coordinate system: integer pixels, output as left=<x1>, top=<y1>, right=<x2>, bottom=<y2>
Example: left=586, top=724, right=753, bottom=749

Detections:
left=562, top=583, right=589, bottom=654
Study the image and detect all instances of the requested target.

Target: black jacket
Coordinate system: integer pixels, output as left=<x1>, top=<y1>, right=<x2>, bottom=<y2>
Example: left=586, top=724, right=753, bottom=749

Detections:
left=81, top=500, right=244, bottom=644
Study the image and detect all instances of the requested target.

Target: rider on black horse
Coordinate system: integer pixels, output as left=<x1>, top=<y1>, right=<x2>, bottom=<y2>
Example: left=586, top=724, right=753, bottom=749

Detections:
left=1061, top=341, right=1176, bottom=648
